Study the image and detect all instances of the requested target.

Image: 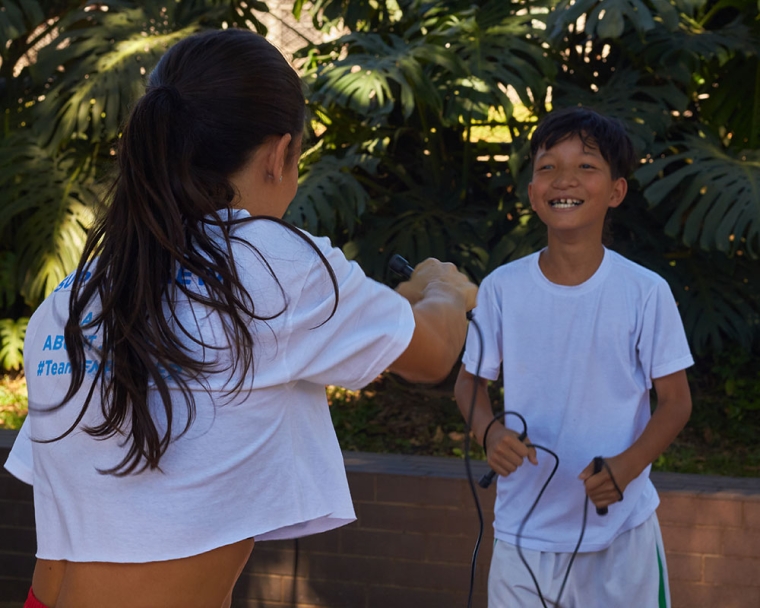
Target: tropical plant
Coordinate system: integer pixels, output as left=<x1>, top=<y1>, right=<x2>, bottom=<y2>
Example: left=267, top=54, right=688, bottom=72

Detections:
left=0, top=0, right=270, bottom=370
left=3, top=0, right=760, bottom=373
left=290, top=0, right=760, bottom=355
left=290, top=0, right=557, bottom=282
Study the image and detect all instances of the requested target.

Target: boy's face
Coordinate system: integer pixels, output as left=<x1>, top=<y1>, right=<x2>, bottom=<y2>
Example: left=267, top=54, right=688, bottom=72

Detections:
left=528, top=134, right=627, bottom=240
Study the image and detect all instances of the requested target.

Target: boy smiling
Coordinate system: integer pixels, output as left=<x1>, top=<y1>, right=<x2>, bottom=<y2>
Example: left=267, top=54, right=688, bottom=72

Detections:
left=455, top=107, right=693, bottom=607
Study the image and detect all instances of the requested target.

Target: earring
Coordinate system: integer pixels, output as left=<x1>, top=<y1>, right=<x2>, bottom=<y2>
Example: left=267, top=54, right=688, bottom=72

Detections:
left=279, top=175, right=283, bottom=183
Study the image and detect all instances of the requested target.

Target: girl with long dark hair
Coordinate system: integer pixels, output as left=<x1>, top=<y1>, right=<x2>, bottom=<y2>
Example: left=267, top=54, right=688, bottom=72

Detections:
left=5, top=29, right=477, bottom=608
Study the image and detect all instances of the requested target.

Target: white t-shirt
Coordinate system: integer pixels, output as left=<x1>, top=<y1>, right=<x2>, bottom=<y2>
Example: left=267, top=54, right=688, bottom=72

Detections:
left=4, top=211, right=415, bottom=563
left=461, top=248, right=693, bottom=553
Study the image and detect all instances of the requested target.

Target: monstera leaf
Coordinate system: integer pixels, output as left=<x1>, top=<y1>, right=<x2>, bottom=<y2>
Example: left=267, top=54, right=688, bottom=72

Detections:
left=28, top=0, right=269, bottom=149
left=436, top=9, right=556, bottom=124
left=287, top=151, right=378, bottom=235
left=0, top=317, right=28, bottom=371
left=553, top=69, right=686, bottom=151
left=636, top=132, right=760, bottom=258
left=548, top=0, right=679, bottom=40
left=0, top=132, right=98, bottom=305
left=0, top=0, right=44, bottom=47
left=307, top=32, right=461, bottom=125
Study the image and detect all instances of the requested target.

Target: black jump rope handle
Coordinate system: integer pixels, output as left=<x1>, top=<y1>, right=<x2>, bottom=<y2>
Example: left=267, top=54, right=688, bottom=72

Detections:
left=478, top=430, right=527, bottom=489
left=593, top=456, right=608, bottom=516
left=389, top=254, right=415, bottom=279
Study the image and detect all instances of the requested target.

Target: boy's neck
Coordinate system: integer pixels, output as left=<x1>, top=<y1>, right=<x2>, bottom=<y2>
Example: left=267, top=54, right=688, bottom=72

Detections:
left=538, top=238, right=606, bottom=286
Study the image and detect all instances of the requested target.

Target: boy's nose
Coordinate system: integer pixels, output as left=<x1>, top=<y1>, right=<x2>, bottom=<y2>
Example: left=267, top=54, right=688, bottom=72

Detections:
left=551, top=169, right=578, bottom=188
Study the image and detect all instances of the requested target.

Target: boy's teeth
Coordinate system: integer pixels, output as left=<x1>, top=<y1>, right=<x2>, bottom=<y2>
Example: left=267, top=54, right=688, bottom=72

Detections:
left=550, top=198, right=583, bottom=208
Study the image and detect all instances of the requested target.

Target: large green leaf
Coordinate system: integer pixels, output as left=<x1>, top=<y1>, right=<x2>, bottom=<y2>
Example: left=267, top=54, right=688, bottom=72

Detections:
left=552, top=69, right=686, bottom=151
left=637, top=132, right=760, bottom=258
left=0, top=132, right=98, bottom=304
left=27, top=0, right=270, bottom=149
left=0, top=317, right=28, bottom=371
left=308, top=32, right=458, bottom=124
left=436, top=13, right=556, bottom=123
left=0, top=0, right=44, bottom=45
left=0, top=252, right=18, bottom=311
left=286, top=150, right=377, bottom=235
left=699, top=56, right=760, bottom=150
left=30, top=7, right=198, bottom=147
left=548, top=0, right=668, bottom=40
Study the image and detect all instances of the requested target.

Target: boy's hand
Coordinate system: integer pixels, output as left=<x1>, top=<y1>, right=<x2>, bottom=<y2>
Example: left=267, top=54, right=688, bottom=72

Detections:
left=578, top=454, right=635, bottom=510
left=484, top=424, right=538, bottom=477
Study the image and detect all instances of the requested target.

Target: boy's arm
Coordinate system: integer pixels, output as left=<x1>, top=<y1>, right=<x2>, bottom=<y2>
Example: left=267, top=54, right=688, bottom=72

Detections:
left=580, top=369, right=692, bottom=509
left=454, top=366, right=537, bottom=476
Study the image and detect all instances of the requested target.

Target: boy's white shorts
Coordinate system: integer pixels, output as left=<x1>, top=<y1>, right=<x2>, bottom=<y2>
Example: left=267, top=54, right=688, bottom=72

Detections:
left=488, top=512, right=670, bottom=608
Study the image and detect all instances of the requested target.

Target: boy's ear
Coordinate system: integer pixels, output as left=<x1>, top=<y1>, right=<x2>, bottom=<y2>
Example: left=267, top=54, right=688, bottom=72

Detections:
left=608, top=177, right=627, bottom=209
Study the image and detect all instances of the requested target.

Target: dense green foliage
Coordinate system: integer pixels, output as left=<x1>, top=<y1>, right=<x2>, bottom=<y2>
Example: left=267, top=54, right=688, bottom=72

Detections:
left=291, top=0, right=760, bottom=360
left=2, top=0, right=760, bottom=423
left=0, top=0, right=271, bottom=369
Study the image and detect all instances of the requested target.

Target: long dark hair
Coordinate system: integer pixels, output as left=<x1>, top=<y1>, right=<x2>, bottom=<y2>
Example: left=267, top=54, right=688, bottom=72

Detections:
left=55, top=29, right=336, bottom=475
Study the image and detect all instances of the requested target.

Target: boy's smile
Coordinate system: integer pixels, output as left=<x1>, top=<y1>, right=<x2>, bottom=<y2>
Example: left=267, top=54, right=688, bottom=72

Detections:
left=528, top=134, right=627, bottom=238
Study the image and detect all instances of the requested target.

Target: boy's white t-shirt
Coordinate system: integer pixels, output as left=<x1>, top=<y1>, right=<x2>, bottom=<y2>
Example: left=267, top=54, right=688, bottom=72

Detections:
left=4, top=211, right=416, bottom=563
left=461, top=247, right=693, bottom=553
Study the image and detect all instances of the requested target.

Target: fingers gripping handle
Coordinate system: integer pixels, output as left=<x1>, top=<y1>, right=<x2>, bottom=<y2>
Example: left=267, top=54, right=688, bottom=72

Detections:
left=478, top=429, right=528, bottom=489
left=593, top=456, right=608, bottom=516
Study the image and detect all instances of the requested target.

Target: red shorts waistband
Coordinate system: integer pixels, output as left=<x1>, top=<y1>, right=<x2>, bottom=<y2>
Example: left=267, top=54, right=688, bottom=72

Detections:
left=24, top=587, right=49, bottom=608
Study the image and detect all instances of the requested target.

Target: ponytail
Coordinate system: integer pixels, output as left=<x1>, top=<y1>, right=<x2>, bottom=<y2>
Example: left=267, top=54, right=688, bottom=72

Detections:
left=52, top=29, right=333, bottom=476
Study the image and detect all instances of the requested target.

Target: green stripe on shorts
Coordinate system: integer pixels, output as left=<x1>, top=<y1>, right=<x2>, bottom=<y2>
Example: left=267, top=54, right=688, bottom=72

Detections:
left=657, top=545, right=667, bottom=608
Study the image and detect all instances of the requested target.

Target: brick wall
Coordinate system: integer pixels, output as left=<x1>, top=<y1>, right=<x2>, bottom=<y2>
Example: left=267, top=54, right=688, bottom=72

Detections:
left=2, top=430, right=759, bottom=607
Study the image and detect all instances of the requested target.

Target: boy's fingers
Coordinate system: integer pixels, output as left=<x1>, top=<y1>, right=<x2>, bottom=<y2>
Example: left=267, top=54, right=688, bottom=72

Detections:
left=523, top=436, right=539, bottom=465
left=578, top=460, right=595, bottom=481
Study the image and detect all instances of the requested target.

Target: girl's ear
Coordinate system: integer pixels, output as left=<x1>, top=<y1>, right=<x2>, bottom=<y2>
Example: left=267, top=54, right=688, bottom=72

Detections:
left=608, top=177, right=627, bottom=209
left=268, top=133, right=292, bottom=181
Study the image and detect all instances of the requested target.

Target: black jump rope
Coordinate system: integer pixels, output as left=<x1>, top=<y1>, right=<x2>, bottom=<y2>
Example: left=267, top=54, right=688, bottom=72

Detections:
left=389, top=255, right=624, bottom=608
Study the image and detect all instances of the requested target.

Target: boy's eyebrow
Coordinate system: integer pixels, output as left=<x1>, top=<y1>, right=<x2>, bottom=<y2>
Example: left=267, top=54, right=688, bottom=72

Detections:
left=535, top=145, right=604, bottom=159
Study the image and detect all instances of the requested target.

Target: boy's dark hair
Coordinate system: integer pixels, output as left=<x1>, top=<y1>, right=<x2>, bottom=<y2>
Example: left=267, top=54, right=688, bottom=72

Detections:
left=530, top=106, right=635, bottom=179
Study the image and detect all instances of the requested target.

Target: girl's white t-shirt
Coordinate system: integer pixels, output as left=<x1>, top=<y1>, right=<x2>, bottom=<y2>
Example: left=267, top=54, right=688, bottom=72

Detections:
left=5, top=212, right=415, bottom=562
left=461, top=248, right=693, bottom=552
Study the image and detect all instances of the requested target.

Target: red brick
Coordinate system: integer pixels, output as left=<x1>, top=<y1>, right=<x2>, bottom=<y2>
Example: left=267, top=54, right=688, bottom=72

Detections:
left=744, top=500, right=760, bottom=531
left=291, top=576, right=367, bottom=607
left=665, top=552, right=703, bottom=582
left=375, top=474, right=466, bottom=508
left=298, top=529, right=341, bottom=553
left=425, top=533, right=493, bottom=566
left=722, top=529, right=760, bottom=558
left=704, top=555, right=760, bottom=586
left=305, top=553, right=392, bottom=585
left=367, top=585, right=479, bottom=608
left=339, top=527, right=425, bottom=560
left=671, top=582, right=760, bottom=608
left=0, top=578, right=33, bottom=605
left=246, top=545, right=300, bottom=576
left=355, top=502, right=474, bottom=535
left=386, top=558, right=472, bottom=591
left=232, top=572, right=283, bottom=602
left=660, top=524, right=722, bottom=554
left=347, top=472, right=375, bottom=502
left=659, top=496, right=743, bottom=527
